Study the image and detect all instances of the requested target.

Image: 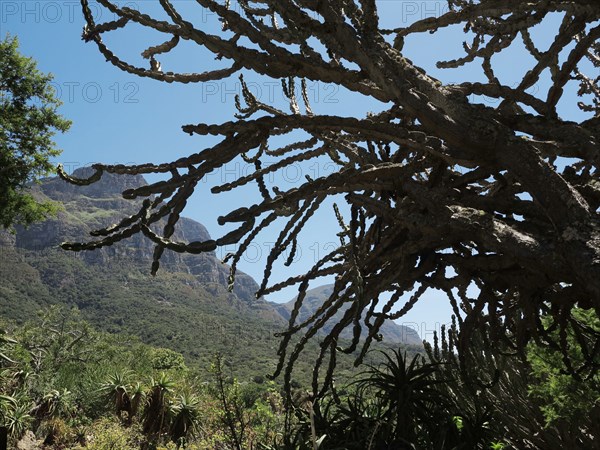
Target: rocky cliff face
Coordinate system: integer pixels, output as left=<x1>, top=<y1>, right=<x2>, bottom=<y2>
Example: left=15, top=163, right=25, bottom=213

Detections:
left=12, top=167, right=258, bottom=302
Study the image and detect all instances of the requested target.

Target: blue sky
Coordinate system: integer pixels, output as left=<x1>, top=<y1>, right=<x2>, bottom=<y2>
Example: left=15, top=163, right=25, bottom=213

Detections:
left=2, top=1, right=594, bottom=339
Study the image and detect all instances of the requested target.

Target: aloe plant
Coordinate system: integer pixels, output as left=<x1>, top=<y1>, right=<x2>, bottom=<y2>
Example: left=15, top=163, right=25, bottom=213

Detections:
left=169, top=392, right=201, bottom=444
left=143, top=372, right=175, bottom=436
left=100, top=371, right=133, bottom=423
left=2, top=398, right=32, bottom=440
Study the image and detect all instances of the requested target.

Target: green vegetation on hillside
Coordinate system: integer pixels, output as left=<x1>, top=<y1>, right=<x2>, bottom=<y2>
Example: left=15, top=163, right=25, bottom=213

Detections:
left=0, top=245, right=423, bottom=386
left=0, top=306, right=288, bottom=449
left=0, top=306, right=593, bottom=449
left=0, top=168, right=423, bottom=386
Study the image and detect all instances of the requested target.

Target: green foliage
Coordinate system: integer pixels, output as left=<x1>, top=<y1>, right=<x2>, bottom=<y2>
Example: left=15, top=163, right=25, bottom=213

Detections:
left=0, top=329, right=17, bottom=364
left=527, top=308, right=600, bottom=427
left=273, top=319, right=596, bottom=450
left=0, top=34, right=70, bottom=229
left=37, top=388, right=75, bottom=419
left=3, top=401, right=33, bottom=439
left=0, top=330, right=33, bottom=444
left=292, top=350, right=457, bottom=450
left=353, top=351, right=451, bottom=445
left=0, top=306, right=295, bottom=449
left=14, top=306, right=127, bottom=417
left=151, top=348, right=188, bottom=371
left=0, top=394, right=18, bottom=425
left=75, top=417, right=143, bottom=450
left=169, top=392, right=201, bottom=444
left=210, top=353, right=249, bottom=450
left=143, top=372, right=176, bottom=436
left=99, top=371, right=133, bottom=422
left=248, top=388, right=285, bottom=446
left=426, top=319, right=596, bottom=449
left=3, top=303, right=596, bottom=449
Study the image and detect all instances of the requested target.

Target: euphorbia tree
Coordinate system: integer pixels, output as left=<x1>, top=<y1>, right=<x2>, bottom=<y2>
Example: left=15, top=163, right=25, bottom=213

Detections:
left=60, top=0, right=600, bottom=394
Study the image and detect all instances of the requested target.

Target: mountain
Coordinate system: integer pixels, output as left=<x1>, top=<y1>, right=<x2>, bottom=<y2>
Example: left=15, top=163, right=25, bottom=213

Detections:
left=273, top=284, right=422, bottom=346
left=0, top=168, right=421, bottom=380
left=12, top=167, right=259, bottom=302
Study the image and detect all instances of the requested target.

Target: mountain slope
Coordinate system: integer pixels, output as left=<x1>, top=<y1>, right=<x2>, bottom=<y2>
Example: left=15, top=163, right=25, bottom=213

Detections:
left=14, top=167, right=259, bottom=302
left=0, top=168, right=421, bottom=380
left=272, top=284, right=422, bottom=346
left=0, top=168, right=286, bottom=374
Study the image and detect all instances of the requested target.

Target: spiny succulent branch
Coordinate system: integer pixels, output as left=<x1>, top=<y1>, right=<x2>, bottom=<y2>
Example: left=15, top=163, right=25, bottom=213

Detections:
left=61, top=0, right=600, bottom=396
left=426, top=319, right=598, bottom=448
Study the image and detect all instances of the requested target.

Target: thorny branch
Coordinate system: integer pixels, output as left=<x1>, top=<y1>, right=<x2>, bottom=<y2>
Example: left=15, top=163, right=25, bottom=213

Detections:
left=61, top=0, right=600, bottom=395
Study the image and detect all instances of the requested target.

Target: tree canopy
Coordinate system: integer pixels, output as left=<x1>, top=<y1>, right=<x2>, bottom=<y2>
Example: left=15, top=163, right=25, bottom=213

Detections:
left=0, top=34, right=71, bottom=229
left=59, top=1, right=600, bottom=394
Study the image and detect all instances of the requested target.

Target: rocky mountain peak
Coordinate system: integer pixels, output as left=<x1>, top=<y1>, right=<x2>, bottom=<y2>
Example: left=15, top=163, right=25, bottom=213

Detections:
left=39, top=166, right=148, bottom=201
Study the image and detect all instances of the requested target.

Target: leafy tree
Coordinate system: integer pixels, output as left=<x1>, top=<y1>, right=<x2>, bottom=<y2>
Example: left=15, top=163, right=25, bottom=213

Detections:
left=17, top=306, right=98, bottom=383
left=527, top=308, right=600, bottom=432
left=0, top=34, right=71, bottom=229
left=59, top=1, right=600, bottom=393
left=150, top=348, right=187, bottom=372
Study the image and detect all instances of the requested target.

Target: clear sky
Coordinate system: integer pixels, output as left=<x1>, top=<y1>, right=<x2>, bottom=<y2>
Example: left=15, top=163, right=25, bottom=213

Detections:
left=1, top=1, right=593, bottom=340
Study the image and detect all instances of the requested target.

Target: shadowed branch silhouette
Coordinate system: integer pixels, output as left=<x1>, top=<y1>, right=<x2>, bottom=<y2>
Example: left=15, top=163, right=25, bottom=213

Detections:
left=59, top=0, right=600, bottom=396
